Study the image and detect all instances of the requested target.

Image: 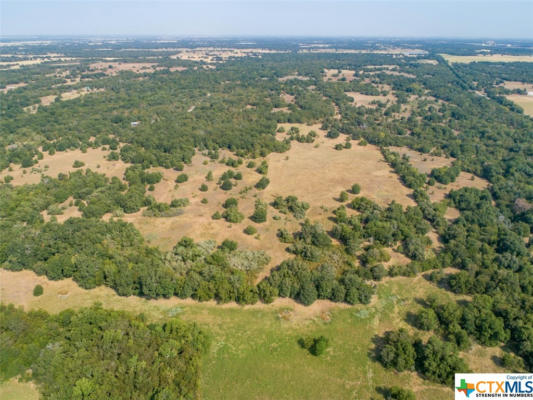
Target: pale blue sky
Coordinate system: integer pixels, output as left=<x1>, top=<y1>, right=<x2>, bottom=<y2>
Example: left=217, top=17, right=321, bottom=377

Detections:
left=1, top=1, right=532, bottom=38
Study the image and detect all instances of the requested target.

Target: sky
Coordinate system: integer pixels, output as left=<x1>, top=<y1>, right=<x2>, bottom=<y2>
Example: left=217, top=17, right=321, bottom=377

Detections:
left=1, top=0, right=532, bottom=39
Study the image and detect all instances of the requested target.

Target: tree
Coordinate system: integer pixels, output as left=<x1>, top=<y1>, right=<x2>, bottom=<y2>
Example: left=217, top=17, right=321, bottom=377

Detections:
left=415, top=308, right=439, bottom=331
left=250, top=199, right=267, bottom=223
left=419, top=336, right=469, bottom=385
left=33, top=284, right=43, bottom=296
left=220, top=179, right=233, bottom=191
left=255, top=177, right=270, bottom=190
left=385, top=387, right=416, bottom=400
left=243, top=225, right=257, bottom=235
left=222, top=206, right=244, bottom=223
left=379, top=329, right=416, bottom=372
left=298, top=280, right=317, bottom=305
left=351, top=183, right=361, bottom=194
left=199, top=183, right=208, bottom=192
left=299, top=335, right=329, bottom=356
left=339, top=191, right=349, bottom=202
left=175, top=173, right=188, bottom=183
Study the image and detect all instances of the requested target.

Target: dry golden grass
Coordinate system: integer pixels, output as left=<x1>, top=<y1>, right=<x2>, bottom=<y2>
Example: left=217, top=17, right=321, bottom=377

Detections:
left=428, top=172, right=489, bottom=202
left=507, top=94, right=533, bottom=117
left=500, top=81, right=533, bottom=92
left=0, top=147, right=129, bottom=186
left=444, top=206, right=461, bottom=221
left=300, top=48, right=427, bottom=55
left=116, top=125, right=414, bottom=275
left=0, top=379, right=39, bottom=400
left=40, top=94, right=57, bottom=106
left=0, top=82, right=27, bottom=93
left=389, top=146, right=453, bottom=174
left=461, top=344, right=507, bottom=373
left=170, top=48, right=286, bottom=63
left=41, top=197, right=82, bottom=223
left=60, top=87, right=105, bottom=100
left=345, top=91, right=394, bottom=107
left=271, top=124, right=415, bottom=210
left=278, top=74, right=310, bottom=82
left=89, top=61, right=160, bottom=75
left=323, top=69, right=356, bottom=82
left=417, top=59, right=438, bottom=65
left=280, top=92, right=295, bottom=104
left=442, top=54, right=533, bottom=64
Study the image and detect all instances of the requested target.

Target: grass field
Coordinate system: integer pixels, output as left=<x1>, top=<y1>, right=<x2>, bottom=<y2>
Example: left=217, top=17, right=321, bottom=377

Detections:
left=441, top=54, right=533, bottom=64
left=0, top=147, right=129, bottom=186
left=0, top=268, right=506, bottom=400
left=0, top=380, right=39, bottom=400
left=507, top=94, right=533, bottom=117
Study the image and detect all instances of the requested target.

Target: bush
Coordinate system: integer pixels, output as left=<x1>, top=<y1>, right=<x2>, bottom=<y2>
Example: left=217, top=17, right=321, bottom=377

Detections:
left=199, top=183, right=208, bottom=192
left=339, top=191, right=349, bottom=202
left=415, top=308, right=439, bottom=331
left=379, top=329, right=416, bottom=371
left=220, top=179, right=233, bottom=191
left=221, top=239, right=238, bottom=251
left=33, top=284, right=43, bottom=296
left=385, top=387, right=416, bottom=400
left=299, top=336, right=329, bottom=356
left=351, top=183, right=361, bottom=194
left=175, top=173, right=188, bottom=183
left=244, top=225, right=257, bottom=235
left=255, top=177, right=270, bottom=190
left=170, top=198, right=189, bottom=208
left=72, top=160, right=85, bottom=168
left=223, top=197, right=239, bottom=208
left=222, top=206, right=244, bottom=223
left=250, top=199, right=267, bottom=223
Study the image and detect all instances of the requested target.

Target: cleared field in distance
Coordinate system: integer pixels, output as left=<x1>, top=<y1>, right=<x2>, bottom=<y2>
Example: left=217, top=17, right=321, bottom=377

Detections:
left=507, top=94, right=533, bottom=117
left=0, top=147, right=129, bottom=186
left=0, top=268, right=505, bottom=400
left=441, top=54, right=533, bottom=63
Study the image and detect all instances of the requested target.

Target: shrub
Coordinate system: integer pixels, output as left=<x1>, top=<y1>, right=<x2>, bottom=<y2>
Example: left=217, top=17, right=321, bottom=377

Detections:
left=175, top=173, right=188, bottom=183
left=415, top=308, right=439, bottom=331
left=223, top=198, right=238, bottom=208
left=72, top=160, right=85, bottom=168
left=256, top=161, right=268, bottom=175
left=220, top=179, right=233, bottom=191
left=299, top=336, right=329, bottom=356
left=222, top=206, right=244, bottom=223
left=170, top=198, right=189, bottom=208
left=255, top=177, right=270, bottom=190
left=244, top=225, right=257, bottom=235
left=250, top=199, right=267, bottom=223
left=33, top=284, right=43, bottom=297
left=351, top=183, right=361, bottom=194
left=199, top=183, right=208, bottom=192
left=221, top=239, right=238, bottom=251
left=385, top=387, right=416, bottom=400
left=339, top=191, right=349, bottom=202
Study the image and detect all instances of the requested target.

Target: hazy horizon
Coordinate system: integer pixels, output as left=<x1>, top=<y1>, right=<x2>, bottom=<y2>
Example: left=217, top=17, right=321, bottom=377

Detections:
left=1, top=1, right=532, bottom=39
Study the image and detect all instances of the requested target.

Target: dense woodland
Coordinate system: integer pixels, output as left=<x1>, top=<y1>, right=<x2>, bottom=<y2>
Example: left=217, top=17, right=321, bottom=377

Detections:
left=1, top=304, right=209, bottom=399
left=1, top=38, right=533, bottom=396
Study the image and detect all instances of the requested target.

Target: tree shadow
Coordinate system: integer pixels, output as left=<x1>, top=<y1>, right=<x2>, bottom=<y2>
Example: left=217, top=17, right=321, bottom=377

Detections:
left=368, top=334, right=385, bottom=363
